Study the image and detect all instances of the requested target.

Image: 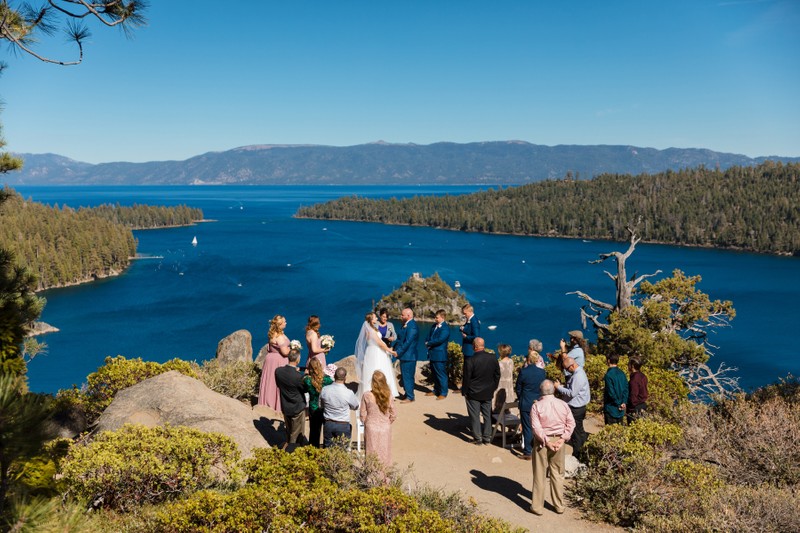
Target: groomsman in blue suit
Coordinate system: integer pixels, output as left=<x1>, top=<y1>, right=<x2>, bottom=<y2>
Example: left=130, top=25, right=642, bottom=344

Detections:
left=459, top=304, right=480, bottom=393
left=395, top=307, right=419, bottom=403
left=425, top=309, right=451, bottom=399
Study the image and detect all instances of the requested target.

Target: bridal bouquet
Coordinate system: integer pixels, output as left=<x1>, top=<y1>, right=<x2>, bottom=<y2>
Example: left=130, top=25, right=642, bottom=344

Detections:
left=290, top=339, right=302, bottom=351
left=320, top=334, right=335, bottom=350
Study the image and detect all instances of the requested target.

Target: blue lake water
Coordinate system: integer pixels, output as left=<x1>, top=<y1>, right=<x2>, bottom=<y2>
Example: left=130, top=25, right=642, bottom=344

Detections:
left=14, top=185, right=800, bottom=394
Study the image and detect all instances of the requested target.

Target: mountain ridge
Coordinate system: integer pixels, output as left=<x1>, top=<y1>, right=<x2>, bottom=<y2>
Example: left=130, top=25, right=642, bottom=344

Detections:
left=6, top=141, right=799, bottom=185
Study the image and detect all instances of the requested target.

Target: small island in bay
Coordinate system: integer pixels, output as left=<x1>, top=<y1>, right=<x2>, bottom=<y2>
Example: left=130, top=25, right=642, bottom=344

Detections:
left=376, top=272, right=468, bottom=324
left=26, top=321, right=60, bottom=336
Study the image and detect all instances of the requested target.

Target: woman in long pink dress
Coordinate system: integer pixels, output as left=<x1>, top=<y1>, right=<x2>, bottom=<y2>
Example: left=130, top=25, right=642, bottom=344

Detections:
left=258, top=315, right=291, bottom=412
left=305, top=315, right=329, bottom=368
left=359, top=370, right=396, bottom=470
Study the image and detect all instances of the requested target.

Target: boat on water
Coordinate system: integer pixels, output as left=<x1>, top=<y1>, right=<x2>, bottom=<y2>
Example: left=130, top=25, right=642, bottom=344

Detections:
left=454, top=280, right=461, bottom=288
left=191, top=236, right=198, bottom=246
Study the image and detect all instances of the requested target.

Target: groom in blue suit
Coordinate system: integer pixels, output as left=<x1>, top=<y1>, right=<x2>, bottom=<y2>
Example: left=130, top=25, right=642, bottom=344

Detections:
left=394, top=307, right=419, bottom=403
left=425, top=309, right=451, bottom=399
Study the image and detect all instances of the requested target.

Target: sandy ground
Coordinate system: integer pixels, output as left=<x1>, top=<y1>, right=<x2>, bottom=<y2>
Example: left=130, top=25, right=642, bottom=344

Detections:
left=254, top=377, right=621, bottom=533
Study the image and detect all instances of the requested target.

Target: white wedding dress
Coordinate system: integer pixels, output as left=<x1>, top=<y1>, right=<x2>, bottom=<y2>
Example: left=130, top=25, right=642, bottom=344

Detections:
left=357, top=329, right=400, bottom=398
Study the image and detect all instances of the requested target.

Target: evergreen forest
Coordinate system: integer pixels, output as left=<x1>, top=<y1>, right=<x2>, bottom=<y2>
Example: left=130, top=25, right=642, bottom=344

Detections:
left=0, top=189, right=203, bottom=291
left=296, top=162, right=800, bottom=256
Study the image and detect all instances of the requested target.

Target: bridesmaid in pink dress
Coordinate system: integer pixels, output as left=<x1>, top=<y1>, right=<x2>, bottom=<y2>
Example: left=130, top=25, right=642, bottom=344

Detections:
left=305, top=315, right=330, bottom=368
left=359, top=370, right=397, bottom=470
left=258, top=315, right=291, bottom=412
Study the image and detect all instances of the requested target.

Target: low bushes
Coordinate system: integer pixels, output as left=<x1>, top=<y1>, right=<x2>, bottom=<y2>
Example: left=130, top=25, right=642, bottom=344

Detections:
left=60, top=424, right=242, bottom=511
left=195, top=358, right=258, bottom=402
left=572, top=380, right=800, bottom=532
left=677, top=388, right=800, bottom=487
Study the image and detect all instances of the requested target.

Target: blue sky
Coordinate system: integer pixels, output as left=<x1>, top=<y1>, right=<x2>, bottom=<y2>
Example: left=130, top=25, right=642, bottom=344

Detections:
left=2, top=0, right=799, bottom=163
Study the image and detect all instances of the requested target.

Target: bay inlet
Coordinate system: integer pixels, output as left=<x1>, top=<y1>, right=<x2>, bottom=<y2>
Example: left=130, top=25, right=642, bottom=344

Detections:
left=18, top=185, right=800, bottom=393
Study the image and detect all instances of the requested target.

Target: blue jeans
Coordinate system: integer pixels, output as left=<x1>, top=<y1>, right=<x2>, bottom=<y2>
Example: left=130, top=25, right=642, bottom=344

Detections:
left=323, top=420, right=351, bottom=448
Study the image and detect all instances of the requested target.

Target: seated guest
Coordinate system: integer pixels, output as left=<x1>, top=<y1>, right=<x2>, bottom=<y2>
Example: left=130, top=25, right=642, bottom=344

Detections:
left=274, top=348, right=307, bottom=445
left=319, top=367, right=359, bottom=448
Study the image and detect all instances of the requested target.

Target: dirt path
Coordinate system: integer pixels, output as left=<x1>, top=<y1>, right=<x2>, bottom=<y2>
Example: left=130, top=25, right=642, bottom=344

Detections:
left=389, top=392, right=620, bottom=532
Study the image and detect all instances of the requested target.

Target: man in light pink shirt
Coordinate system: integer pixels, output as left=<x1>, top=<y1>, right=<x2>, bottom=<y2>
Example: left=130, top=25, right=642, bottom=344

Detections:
left=530, top=379, right=575, bottom=515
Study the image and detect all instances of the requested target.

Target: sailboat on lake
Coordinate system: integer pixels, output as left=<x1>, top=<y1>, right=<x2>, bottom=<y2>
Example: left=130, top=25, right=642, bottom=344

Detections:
left=191, top=236, right=198, bottom=246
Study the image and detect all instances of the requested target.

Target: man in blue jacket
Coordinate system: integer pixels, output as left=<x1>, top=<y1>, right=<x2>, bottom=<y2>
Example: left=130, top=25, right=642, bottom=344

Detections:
left=395, top=307, right=419, bottom=403
left=458, top=303, right=480, bottom=393
left=425, top=309, right=451, bottom=399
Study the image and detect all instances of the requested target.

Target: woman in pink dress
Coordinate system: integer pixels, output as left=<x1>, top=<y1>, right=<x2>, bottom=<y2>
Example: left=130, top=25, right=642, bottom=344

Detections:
left=359, top=370, right=396, bottom=471
left=305, top=315, right=330, bottom=368
left=258, top=314, right=291, bottom=412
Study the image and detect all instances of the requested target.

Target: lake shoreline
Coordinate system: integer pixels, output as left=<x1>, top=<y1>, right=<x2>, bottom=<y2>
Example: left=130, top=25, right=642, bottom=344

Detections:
left=295, top=215, right=798, bottom=258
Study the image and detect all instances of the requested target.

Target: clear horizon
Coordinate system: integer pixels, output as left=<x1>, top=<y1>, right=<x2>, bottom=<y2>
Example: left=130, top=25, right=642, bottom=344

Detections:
left=2, top=1, right=799, bottom=164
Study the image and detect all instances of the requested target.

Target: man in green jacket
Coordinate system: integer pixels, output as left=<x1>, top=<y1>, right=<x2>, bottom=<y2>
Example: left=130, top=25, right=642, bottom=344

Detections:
left=603, top=354, right=628, bottom=425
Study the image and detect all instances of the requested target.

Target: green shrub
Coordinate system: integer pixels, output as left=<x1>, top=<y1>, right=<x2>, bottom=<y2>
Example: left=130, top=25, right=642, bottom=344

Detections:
left=574, top=419, right=686, bottom=526
left=197, top=358, right=258, bottom=402
left=244, top=446, right=331, bottom=491
left=446, top=341, right=463, bottom=388
left=635, top=365, right=689, bottom=420
left=61, top=356, right=198, bottom=423
left=60, top=424, right=242, bottom=511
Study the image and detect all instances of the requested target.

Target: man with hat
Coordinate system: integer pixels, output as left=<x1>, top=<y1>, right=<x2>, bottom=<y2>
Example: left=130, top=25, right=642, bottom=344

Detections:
left=558, top=330, right=586, bottom=376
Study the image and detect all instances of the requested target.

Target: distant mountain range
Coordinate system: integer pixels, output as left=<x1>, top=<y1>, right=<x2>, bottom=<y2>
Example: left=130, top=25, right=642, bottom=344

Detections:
left=5, top=141, right=799, bottom=186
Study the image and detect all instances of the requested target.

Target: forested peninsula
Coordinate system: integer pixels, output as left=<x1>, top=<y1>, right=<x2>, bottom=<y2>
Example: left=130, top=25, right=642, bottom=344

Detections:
left=0, top=189, right=204, bottom=291
left=297, top=162, right=800, bottom=256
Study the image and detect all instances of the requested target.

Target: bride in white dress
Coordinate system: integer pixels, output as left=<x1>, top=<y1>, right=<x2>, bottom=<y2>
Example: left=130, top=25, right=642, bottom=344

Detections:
left=355, top=312, right=400, bottom=398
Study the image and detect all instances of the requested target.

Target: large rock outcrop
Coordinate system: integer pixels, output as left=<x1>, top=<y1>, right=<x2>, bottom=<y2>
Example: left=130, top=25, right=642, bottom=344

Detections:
left=216, top=329, right=253, bottom=364
left=95, top=371, right=269, bottom=457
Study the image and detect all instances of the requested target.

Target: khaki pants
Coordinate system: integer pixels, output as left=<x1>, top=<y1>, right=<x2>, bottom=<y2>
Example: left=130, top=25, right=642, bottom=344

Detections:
left=531, top=436, right=565, bottom=514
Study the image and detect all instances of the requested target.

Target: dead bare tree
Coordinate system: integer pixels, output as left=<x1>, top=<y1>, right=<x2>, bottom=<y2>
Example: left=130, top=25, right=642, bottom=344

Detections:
left=567, top=226, right=661, bottom=331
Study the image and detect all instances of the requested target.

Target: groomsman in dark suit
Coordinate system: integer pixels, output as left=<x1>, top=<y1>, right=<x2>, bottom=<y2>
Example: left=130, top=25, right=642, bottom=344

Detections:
left=425, top=309, right=450, bottom=399
left=459, top=304, right=480, bottom=393
left=394, top=307, right=419, bottom=403
left=460, top=304, right=480, bottom=356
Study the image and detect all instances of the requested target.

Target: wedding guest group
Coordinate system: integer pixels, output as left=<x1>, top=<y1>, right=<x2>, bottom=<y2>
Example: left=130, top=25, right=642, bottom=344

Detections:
left=260, top=304, right=652, bottom=518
